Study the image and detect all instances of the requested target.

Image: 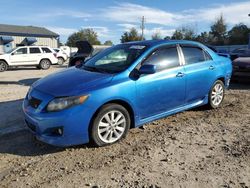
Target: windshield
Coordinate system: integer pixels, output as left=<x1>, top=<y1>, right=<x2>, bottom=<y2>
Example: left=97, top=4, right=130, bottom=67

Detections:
left=6, top=48, right=17, bottom=54
left=82, top=44, right=147, bottom=73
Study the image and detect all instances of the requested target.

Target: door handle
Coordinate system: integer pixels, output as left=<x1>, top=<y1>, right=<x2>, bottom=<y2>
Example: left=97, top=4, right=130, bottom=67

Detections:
left=176, top=72, right=185, bottom=77
left=209, top=65, right=215, bottom=70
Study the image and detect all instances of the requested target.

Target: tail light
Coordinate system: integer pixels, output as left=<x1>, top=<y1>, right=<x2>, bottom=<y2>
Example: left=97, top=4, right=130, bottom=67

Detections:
left=53, top=53, right=57, bottom=58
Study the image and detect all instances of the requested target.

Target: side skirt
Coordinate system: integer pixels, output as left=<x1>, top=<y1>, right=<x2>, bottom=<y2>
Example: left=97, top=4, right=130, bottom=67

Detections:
left=136, top=97, right=208, bottom=127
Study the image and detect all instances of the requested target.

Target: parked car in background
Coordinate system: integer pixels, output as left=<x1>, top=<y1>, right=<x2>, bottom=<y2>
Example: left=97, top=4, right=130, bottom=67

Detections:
left=206, top=45, right=231, bottom=58
left=232, top=57, right=250, bottom=80
left=53, top=48, right=68, bottom=65
left=23, top=40, right=232, bottom=147
left=68, top=41, right=110, bottom=67
left=230, top=48, right=250, bottom=61
left=0, top=46, right=58, bottom=72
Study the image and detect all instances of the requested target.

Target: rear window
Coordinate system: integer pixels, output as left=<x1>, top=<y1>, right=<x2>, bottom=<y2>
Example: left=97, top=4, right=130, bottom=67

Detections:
left=30, top=47, right=41, bottom=54
left=42, top=47, right=52, bottom=53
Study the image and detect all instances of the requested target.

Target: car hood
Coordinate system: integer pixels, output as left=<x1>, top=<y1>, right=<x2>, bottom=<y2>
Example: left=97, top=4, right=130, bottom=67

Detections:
left=0, top=54, right=9, bottom=58
left=32, top=67, right=114, bottom=97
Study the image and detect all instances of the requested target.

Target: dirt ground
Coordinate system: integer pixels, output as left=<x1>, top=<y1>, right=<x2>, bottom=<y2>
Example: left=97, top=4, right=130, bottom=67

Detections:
left=0, top=66, right=250, bottom=188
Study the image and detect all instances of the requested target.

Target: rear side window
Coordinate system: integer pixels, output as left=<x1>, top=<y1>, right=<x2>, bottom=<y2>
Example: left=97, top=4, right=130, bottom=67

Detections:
left=181, top=46, right=210, bottom=65
left=42, top=47, right=52, bottom=53
left=144, top=46, right=180, bottom=71
left=30, top=47, right=41, bottom=54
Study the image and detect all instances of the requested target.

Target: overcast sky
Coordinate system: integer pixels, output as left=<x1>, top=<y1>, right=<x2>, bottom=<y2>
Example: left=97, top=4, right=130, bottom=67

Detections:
left=1, top=0, right=250, bottom=44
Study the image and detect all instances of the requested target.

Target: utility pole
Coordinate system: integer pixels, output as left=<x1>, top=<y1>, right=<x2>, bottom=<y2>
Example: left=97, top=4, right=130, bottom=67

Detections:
left=140, top=16, right=145, bottom=41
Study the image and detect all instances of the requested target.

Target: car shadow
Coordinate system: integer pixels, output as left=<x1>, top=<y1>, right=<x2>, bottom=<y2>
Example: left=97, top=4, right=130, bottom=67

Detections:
left=0, top=78, right=40, bottom=86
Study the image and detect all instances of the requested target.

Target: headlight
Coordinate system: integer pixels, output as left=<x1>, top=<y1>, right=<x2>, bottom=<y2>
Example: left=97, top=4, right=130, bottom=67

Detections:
left=47, top=95, right=89, bottom=112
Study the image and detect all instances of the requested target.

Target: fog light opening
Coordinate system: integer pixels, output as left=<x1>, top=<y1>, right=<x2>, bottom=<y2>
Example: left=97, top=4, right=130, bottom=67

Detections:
left=52, top=127, right=64, bottom=136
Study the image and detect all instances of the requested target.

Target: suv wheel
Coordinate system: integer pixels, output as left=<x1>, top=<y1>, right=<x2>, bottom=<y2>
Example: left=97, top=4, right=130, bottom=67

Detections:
left=208, top=80, right=225, bottom=108
left=57, top=57, right=64, bottom=65
left=0, top=61, right=8, bottom=72
left=39, top=59, right=51, bottom=70
left=90, top=104, right=130, bottom=147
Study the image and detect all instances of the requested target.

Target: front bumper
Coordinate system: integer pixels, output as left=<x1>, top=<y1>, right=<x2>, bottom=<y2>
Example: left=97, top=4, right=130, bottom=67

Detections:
left=22, top=89, right=94, bottom=147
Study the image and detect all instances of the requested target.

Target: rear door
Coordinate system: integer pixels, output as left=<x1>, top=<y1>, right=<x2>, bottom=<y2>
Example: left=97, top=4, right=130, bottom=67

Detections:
left=28, top=47, right=42, bottom=64
left=136, top=45, right=186, bottom=119
left=9, top=47, right=28, bottom=65
left=180, top=44, right=216, bottom=103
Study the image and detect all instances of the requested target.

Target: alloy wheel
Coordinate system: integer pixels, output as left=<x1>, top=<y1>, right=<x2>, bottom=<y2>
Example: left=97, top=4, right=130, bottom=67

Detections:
left=97, top=110, right=126, bottom=144
left=211, top=83, right=224, bottom=106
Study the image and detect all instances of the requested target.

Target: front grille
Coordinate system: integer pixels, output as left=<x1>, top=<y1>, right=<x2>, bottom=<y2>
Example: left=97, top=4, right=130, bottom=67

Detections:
left=29, top=97, right=42, bottom=109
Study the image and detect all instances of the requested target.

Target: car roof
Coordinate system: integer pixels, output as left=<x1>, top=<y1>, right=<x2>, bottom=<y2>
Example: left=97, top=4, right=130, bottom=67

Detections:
left=17, top=46, right=51, bottom=48
left=123, top=39, right=202, bottom=48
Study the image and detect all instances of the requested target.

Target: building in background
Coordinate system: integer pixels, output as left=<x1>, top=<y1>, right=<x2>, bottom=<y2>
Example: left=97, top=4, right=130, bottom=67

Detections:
left=0, top=24, right=59, bottom=54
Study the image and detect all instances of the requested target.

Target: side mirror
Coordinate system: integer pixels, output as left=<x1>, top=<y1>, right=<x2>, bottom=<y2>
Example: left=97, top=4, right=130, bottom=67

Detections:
left=139, top=64, right=156, bottom=74
left=11, top=53, right=14, bottom=55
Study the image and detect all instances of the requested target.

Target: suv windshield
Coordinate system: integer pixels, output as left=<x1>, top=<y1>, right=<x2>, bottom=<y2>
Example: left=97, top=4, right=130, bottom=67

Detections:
left=82, top=44, right=147, bottom=73
left=6, top=48, right=17, bottom=54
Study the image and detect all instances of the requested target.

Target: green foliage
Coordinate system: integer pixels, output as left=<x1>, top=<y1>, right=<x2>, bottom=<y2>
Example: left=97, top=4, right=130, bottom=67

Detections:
left=228, top=24, right=250, bottom=45
left=171, top=27, right=196, bottom=40
left=195, top=32, right=213, bottom=44
left=210, top=15, right=227, bottom=45
left=103, top=40, right=113, bottom=46
left=151, top=31, right=162, bottom=40
left=66, top=28, right=101, bottom=47
left=120, top=28, right=142, bottom=43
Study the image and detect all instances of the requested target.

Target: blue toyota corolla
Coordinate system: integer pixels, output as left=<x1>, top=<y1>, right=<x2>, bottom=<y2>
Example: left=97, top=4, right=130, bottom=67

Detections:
left=23, top=40, right=232, bottom=147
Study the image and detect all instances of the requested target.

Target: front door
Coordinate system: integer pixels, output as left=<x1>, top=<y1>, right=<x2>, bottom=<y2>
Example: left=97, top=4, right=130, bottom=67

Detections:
left=136, top=45, right=186, bottom=119
left=9, top=47, right=28, bottom=65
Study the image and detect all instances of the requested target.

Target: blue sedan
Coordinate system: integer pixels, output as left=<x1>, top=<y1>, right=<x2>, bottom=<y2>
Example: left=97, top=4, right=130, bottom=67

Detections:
left=23, top=40, right=232, bottom=147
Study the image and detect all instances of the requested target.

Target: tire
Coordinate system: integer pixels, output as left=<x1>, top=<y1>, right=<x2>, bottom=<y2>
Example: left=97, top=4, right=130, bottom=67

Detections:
left=208, top=80, right=225, bottom=109
left=39, top=59, right=51, bottom=70
left=57, top=57, right=64, bottom=65
left=90, top=104, right=131, bottom=147
left=0, top=61, right=8, bottom=72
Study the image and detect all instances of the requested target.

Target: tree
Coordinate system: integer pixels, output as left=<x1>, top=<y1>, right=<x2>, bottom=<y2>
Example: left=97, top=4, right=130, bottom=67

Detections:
left=120, top=28, right=142, bottom=43
left=171, top=26, right=196, bottom=40
left=228, top=24, right=250, bottom=45
left=151, top=31, right=162, bottom=40
left=66, top=28, right=101, bottom=47
left=103, top=40, right=113, bottom=46
left=195, top=31, right=213, bottom=44
left=210, top=15, right=227, bottom=45
left=171, top=29, right=184, bottom=40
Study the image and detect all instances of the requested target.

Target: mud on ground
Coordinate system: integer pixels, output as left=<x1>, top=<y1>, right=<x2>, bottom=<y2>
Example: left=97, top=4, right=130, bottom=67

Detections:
left=0, top=67, right=249, bottom=187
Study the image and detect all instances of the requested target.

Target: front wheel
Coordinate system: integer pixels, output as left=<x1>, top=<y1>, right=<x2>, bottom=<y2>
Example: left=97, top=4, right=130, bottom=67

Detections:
left=90, top=104, right=130, bottom=147
left=57, top=57, right=64, bottom=65
left=0, top=61, right=8, bottom=72
left=208, top=80, right=225, bottom=109
left=39, top=59, right=51, bottom=70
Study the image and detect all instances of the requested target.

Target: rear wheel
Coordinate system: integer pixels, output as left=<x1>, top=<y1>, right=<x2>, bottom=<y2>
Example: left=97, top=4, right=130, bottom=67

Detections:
left=57, top=57, right=64, bottom=65
left=208, top=80, right=225, bottom=108
left=90, top=104, right=130, bottom=147
left=39, top=59, right=51, bottom=70
left=0, top=61, right=8, bottom=72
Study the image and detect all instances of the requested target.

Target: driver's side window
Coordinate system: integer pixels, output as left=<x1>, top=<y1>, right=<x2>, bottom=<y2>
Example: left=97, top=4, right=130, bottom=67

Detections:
left=14, top=48, right=27, bottom=55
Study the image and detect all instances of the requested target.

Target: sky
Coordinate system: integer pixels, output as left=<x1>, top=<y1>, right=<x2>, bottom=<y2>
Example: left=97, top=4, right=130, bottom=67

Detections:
left=1, top=0, right=250, bottom=44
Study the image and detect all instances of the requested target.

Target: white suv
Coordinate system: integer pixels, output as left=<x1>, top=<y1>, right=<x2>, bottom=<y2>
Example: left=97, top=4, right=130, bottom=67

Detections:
left=0, top=46, right=58, bottom=72
left=53, top=48, right=68, bottom=65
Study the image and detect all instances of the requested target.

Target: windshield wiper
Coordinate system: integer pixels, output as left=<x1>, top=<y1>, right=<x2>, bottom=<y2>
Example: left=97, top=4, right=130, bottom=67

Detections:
left=83, top=65, right=110, bottom=74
